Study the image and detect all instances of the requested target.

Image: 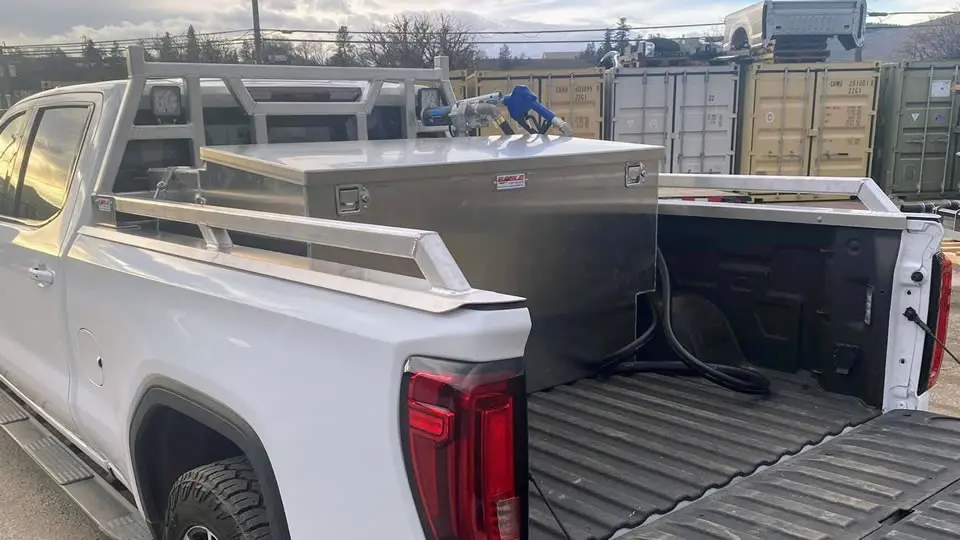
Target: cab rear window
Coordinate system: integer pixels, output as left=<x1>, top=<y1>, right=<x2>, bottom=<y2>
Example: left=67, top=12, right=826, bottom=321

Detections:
left=114, top=105, right=403, bottom=193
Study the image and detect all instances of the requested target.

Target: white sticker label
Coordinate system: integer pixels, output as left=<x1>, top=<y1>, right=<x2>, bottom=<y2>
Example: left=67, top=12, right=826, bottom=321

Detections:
left=94, top=197, right=113, bottom=212
left=765, top=112, right=775, bottom=123
left=932, top=79, right=951, bottom=98
left=494, top=173, right=526, bottom=191
left=911, top=112, right=921, bottom=122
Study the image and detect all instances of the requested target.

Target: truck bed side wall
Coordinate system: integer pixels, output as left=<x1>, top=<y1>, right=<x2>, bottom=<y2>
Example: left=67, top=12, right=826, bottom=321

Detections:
left=62, top=234, right=531, bottom=539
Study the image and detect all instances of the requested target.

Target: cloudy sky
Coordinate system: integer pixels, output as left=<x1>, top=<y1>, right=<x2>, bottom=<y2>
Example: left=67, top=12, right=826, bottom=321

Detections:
left=0, top=0, right=949, bottom=56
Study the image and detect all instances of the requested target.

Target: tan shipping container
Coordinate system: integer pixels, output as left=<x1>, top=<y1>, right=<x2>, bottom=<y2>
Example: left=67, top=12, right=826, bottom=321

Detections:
left=448, top=70, right=473, bottom=101
left=539, top=70, right=604, bottom=139
left=739, top=62, right=880, bottom=178
left=474, top=69, right=603, bottom=138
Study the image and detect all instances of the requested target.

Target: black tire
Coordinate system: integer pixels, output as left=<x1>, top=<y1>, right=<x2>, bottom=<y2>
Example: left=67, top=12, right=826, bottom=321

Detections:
left=163, top=456, right=271, bottom=540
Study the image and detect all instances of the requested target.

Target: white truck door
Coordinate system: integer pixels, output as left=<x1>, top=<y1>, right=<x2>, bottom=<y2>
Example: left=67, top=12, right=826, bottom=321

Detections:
left=0, top=98, right=95, bottom=435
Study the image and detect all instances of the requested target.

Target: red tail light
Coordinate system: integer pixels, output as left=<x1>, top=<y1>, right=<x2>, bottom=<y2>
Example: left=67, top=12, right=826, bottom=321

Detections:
left=929, top=251, right=953, bottom=389
left=401, top=356, right=526, bottom=540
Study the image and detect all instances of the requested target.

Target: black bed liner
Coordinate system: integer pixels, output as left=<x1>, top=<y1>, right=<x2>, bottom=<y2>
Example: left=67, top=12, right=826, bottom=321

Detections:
left=527, top=369, right=880, bottom=540
left=622, top=410, right=960, bottom=540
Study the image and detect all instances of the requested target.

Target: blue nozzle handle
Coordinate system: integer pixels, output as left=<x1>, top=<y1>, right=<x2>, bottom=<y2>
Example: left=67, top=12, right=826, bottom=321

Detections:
left=503, top=85, right=556, bottom=126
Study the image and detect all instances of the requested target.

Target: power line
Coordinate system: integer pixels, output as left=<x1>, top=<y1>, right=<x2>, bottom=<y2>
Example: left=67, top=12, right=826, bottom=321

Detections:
left=256, top=37, right=690, bottom=46
left=869, top=11, right=959, bottom=16
left=262, top=21, right=725, bottom=37
left=4, top=29, right=252, bottom=52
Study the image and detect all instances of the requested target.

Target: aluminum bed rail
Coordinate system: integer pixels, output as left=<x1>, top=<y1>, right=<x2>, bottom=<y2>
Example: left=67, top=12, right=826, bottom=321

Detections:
left=658, top=173, right=909, bottom=229
left=89, top=194, right=521, bottom=313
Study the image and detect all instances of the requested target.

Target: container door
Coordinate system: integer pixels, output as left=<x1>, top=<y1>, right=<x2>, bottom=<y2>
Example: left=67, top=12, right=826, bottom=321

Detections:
left=809, top=68, right=879, bottom=177
left=891, top=65, right=960, bottom=196
left=744, top=67, right=816, bottom=176
left=673, top=67, right=739, bottom=174
left=610, top=69, right=673, bottom=172
left=540, top=72, right=603, bottom=139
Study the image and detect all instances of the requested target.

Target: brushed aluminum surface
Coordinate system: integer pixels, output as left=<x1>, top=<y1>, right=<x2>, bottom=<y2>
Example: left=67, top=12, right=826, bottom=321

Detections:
left=198, top=135, right=663, bottom=391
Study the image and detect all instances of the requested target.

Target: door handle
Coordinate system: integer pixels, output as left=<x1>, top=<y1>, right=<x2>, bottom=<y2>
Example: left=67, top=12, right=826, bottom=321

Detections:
left=28, top=265, right=55, bottom=287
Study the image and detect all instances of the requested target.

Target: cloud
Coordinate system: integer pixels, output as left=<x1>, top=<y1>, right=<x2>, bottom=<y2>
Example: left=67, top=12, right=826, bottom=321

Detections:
left=0, top=0, right=936, bottom=56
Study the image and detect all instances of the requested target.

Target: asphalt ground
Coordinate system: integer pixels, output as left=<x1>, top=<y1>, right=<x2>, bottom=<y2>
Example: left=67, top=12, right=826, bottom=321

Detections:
left=0, top=430, right=104, bottom=539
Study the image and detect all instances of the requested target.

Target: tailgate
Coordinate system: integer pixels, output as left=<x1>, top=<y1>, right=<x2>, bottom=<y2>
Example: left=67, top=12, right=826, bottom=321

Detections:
left=621, top=410, right=960, bottom=539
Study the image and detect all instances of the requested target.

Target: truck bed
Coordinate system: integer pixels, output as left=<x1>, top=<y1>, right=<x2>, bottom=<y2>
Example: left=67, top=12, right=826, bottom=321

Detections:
left=528, top=369, right=880, bottom=540
left=624, top=410, right=960, bottom=540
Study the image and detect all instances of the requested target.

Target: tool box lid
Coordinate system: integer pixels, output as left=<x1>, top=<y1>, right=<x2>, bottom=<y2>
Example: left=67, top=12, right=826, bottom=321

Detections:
left=199, top=135, right=664, bottom=186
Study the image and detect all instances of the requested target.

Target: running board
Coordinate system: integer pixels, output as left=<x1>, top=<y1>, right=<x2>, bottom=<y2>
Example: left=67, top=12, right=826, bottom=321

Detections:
left=0, top=390, right=152, bottom=540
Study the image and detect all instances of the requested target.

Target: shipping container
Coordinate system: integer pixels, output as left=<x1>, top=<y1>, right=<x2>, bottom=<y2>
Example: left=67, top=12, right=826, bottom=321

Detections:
left=874, top=61, right=960, bottom=199
left=473, top=69, right=603, bottom=138
left=607, top=65, right=740, bottom=173
left=739, top=62, right=880, bottom=178
left=449, top=70, right=473, bottom=100
left=538, top=70, right=604, bottom=139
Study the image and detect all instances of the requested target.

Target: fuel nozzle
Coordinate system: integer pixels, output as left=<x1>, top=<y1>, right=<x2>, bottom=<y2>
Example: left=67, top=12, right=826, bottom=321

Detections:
left=420, top=98, right=515, bottom=136
left=503, top=85, right=573, bottom=136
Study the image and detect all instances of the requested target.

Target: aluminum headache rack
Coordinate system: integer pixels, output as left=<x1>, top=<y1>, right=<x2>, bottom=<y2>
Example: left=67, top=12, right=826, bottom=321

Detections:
left=89, top=192, right=521, bottom=313
left=96, top=45, right=456, bottom=193
left=658, top=173, right=910, bottom=229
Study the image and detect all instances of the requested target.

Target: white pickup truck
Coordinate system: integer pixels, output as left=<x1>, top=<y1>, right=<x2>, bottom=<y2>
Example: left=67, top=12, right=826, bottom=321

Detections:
left=0, top=46, right=956, bottom=540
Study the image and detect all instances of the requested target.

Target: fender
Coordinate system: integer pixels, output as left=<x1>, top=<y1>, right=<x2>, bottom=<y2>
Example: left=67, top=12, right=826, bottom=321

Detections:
left=129, top=378, right=291, bottom=540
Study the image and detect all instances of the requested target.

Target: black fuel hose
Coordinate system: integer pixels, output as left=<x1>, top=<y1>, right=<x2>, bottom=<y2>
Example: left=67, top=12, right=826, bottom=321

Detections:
left=598, top=248, right=771, bottom=395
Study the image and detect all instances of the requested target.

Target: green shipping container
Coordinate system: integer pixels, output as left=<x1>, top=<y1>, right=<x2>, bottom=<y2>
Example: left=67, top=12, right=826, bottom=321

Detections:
left=875, top=61, right=960, bottom=199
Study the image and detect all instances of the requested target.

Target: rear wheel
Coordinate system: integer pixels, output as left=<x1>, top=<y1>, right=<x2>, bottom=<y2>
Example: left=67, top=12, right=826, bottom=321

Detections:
left=163, top=456, right=271, bottom=540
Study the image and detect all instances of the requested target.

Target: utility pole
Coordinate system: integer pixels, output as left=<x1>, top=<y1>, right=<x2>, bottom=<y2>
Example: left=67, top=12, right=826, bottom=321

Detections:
left=252, top=0, right=263, bottom=64
left=0, top=46, right=10, bottom=111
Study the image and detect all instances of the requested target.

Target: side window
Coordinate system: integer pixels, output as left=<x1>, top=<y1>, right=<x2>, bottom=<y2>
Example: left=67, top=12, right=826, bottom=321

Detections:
left=0, top=113, right=26, bottom=215
left=15, top=106, right=90, bottom=223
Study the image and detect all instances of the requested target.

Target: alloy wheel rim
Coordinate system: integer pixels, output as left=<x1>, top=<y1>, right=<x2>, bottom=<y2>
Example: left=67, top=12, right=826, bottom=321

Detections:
left=183, top=525, right=219, bottom=540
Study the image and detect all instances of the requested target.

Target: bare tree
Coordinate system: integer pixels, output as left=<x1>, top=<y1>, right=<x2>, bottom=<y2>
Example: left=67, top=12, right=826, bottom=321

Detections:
left=900, top=13, right=960, bottom=60
left=290, top=42, right=325, bottom=65
left=199, top=36, right=240, bottom=63
left=361, top=13, right=481, bottom=69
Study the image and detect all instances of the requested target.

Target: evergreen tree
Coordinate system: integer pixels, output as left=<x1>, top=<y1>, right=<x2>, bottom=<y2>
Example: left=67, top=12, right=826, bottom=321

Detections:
left=614, top=18, right=631, bottom=55
left=109, top=41, right=122, bottom=61
left=81, top=37, right=104, bottom=66
left=185, top=25, right=201, bottom=63
left=600, top=28, right=615, bottom=55
left=328, top=26, right=359, bottom=66
left=155, top=32, right=179, bottom=62
left=582, top=42, right=597, bottom=63
left=497, top=43, right=513, bottom=69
